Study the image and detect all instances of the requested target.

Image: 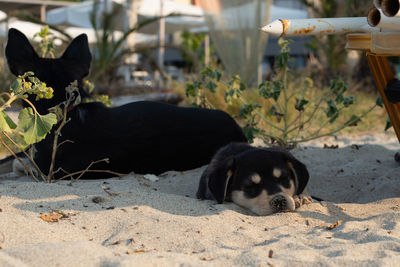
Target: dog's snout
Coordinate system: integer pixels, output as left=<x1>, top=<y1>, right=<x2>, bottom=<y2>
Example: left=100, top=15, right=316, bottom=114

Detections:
left=270, top=195, right=288, bottom=212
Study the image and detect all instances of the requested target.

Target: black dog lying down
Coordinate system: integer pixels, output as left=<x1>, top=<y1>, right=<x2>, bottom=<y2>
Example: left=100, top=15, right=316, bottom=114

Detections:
left=3, top=28, right=246, bottom=179
left=196, top=143, right=312, bottom=215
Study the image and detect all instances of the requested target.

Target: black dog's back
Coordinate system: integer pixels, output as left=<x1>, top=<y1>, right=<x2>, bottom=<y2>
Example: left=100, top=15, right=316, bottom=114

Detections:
left=5, top=28, right=247, bottom=178
left=34, top=101, right=246, bottom=177
left=113, top=101, right=246, bottom=174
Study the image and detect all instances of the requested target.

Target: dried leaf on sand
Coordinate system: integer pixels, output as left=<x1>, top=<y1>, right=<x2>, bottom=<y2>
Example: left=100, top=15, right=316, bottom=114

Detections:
left=326, top=220, right=343, bottom=230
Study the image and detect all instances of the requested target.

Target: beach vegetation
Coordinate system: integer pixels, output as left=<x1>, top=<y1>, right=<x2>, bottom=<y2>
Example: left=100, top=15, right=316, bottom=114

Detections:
left=185, top=38, right=382, bottom=147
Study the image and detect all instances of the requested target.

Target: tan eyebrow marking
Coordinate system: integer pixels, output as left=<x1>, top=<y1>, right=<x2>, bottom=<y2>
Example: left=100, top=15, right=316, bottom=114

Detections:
left=251, top=173, right=261, bottom=184
left=273, top=168, right=282, bottom=178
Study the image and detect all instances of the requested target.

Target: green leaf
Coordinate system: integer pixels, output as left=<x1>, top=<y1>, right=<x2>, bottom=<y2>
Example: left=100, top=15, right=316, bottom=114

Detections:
left=295, top=98, right=309, bottom=111
left=0, top=111, right=17, bottom=133
left=243, top=126, right=260, bottom=143
left=384, top=117, right=393, bottom=131
left=214, top=69, right=221, bottom=81
left=205, top=81, right=217, bottom=93
left=276, top=52, right=289, bottom=69
left=200, top=66, right=213, bottom=81
left=325, top=99, right=339, bottom=123
left=376, top=96, right=383, bottom=107
left=18, top=108, right=57, bottom=145
left=335, top=94, right=344, bottom=104
left=330, top=77, right=348, bottom=95
left=186, top=82, right=199, bottom=97
left=278, top=38, right=293, bottom=52
left=275, top=39, right=293, bottom=69
left=10, top=79, right=22, bottom=93
left=239, top=104, right=261, bottom=119
left=21, top=71, right=34, bottom=79
left=303, top=77, right=314, bottom=88
left=224, top=89, right=234, bottom=104
left=239, top=82, right=246, bottom=91
left=346, top=115, right=361, bottom=126
left=259, top=81, right=281, bottom=101
left=343, top=96, right=356, bottom=107
left=267, top=105, right=277, bottom=116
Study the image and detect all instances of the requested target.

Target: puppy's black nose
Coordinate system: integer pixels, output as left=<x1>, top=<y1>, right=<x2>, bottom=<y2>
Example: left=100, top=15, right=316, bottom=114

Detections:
left=270, top=195, right=288, bottom=212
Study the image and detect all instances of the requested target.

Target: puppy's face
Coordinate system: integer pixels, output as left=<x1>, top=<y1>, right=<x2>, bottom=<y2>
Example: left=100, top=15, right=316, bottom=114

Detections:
left=229, top=155, right=299, bottom=215
left=199, top=144, right=309, bottom=216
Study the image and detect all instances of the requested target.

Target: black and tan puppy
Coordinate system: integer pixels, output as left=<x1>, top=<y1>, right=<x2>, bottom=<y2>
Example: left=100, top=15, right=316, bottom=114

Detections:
left=196, top=143, right=312, bottom=215
left=2, top=29, right=246, bottom=178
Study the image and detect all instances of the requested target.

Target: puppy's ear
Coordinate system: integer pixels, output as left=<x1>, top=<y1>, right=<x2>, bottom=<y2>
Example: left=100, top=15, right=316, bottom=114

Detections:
left=62, top=34, right=92, bottom=77
left=196, top=168, right=209, bottom=200
left=6, top=28, right=38, bottom=76
left=207, top=156, right=236, bottom=204
left=287, top=156, right=309, bottom=195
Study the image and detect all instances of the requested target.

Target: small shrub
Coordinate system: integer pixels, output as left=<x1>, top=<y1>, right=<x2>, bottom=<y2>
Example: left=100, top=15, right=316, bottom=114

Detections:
left=0, top=72, right=84, bottom=182
left=186, top=39, right=379, bottom=147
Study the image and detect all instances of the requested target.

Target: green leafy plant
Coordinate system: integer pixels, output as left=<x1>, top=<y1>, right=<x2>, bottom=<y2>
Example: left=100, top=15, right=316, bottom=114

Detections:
left=186, top=39, right=378, bottom=147
left=0, top=27, right=123, bottom=182
left=33, top=25, right=56, bottom=58
left=0, top=71, right=56, bottom=146
left=180, top=31, right=214, bottom=73
left=82, top=79, right=113, bottom=107
left=0, top=72, right=57, bottom=181
left=89, top=0, right=164, bottom=85
left=0, top=72, right=123, bottom=182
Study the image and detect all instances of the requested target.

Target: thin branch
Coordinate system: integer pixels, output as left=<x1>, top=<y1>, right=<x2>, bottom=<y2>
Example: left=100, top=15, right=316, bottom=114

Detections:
left=47, top=105, right=69, bottom=182
left=56, top=140, right=74, bottom=150
left=1, top=131, right=46, bottom=179
left=231, top=88, right=284, bottom=132
left=0, top=132, right=40, bottom=182
left=21, top=98, right=40, bottom=116
left=0, top=92, right=12, bottom=98
left=287, top=96, right=325, bottom=134
left=293, top=104, right=377, bottom=144
left=0, top=93, right=17, bottom=113
left=55, top=166, right=127, bottom=182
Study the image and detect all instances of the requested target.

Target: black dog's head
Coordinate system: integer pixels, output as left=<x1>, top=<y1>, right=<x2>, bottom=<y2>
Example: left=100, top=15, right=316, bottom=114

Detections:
left=5, top=28, right=91, bottom=113
left=197, top=143, right=309, bottom=216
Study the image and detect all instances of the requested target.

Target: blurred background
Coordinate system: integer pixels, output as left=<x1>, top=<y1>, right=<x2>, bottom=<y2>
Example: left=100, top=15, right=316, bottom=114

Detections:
left=0, top=0, right=375, bottom=96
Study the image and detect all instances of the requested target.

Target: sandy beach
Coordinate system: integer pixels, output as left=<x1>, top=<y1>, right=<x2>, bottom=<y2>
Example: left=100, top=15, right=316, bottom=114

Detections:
left=0, top=131, right=400, bottom=266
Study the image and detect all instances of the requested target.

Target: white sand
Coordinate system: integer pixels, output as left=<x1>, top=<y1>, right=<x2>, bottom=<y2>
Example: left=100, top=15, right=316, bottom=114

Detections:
left=1, top=132, right=400, bottom=266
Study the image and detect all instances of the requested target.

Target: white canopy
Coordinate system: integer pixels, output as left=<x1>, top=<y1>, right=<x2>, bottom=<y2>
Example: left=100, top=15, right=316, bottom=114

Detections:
left=0, top=13, right=155, bottom=45
left=46, top=0, right=124, bottom=30
left=46, top=0, right=205, bottom=34
left=0, top=16, right=61, bottom=42
left=191, top=4, right=308, bottom=33
left=138, top=0, right=205, bottom=34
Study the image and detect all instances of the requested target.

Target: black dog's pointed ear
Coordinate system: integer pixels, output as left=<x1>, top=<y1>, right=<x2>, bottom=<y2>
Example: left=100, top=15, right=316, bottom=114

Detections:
left=6, top=28, right=38, bottom=76
left=62, top=34, right=92, bottom=76
left=208, top=156, right=236, bottom=204
left=287, top=156, right=309, bottom=195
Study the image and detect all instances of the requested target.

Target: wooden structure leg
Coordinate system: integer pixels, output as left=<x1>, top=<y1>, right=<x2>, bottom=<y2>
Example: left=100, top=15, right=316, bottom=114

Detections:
left=366, top=54, right=400, bottom=142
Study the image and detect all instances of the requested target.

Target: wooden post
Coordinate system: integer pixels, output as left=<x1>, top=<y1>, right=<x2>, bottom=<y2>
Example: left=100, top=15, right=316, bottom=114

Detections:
left=366, top=54, right=400, bottom=142
left=40, top=5, right=47, bottom=22
left=204, top=33, right=210, bottom=66
left=157, top=0, right=165, bottom=88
